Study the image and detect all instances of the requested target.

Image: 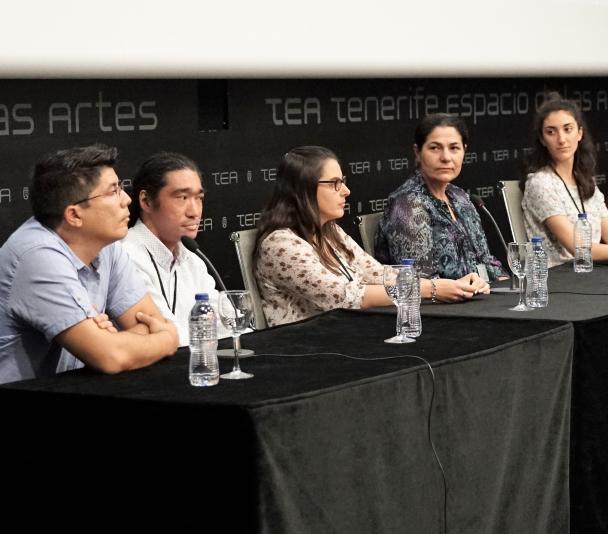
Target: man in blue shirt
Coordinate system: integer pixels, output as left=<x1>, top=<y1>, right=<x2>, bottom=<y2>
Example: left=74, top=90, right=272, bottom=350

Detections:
left=0, top=144, right=178, bottom=384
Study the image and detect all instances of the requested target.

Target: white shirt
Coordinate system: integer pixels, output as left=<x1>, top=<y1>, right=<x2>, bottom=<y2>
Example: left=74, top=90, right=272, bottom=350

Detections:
left=522, top=168, right=608, bottom=267
left=122, top=220, right=231, bottom=345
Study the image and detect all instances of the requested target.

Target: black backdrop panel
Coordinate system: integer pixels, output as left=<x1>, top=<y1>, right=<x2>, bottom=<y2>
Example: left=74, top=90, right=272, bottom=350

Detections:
left=1, top=78, right=608, bottom=285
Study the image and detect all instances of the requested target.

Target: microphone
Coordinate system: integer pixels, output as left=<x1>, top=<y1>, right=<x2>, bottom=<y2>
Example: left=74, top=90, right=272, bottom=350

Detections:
left=470, top=194, right=516, bottom=292
left=181, top=235, right=255, bottom=356
left=181, top=235, right=228, bottom=294
left=470, top=194, right=509, bottom=257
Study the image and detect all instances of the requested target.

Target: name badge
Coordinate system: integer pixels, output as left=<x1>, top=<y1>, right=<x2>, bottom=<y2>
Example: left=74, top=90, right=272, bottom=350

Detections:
left=476, top=263, right=489, bottom=282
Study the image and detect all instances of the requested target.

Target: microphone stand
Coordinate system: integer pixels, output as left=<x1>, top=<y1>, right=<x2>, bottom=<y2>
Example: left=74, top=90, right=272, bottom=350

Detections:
left=492, top=276, right=518, bottom=293
left=470, top=195, right=518, bottom=293
left=181, top=236, right=254, bottom=357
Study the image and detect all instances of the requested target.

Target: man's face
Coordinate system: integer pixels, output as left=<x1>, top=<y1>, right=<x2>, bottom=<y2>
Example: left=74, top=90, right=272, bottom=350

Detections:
left=78, top=167, right=131, bottom=244
left=142, top=168, right=204, bottom=252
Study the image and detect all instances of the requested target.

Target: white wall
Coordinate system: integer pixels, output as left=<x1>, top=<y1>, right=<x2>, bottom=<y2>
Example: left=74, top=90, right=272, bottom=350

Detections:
left=2, top=0, right=607, bottom=76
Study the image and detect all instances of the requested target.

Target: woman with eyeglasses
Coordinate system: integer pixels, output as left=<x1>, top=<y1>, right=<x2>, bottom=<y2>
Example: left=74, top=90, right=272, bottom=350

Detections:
left=375, top=113, right=507, bottom=281
left=254, top=145, right=489, bottom=327
left=521, top=92, right=608, bottom=267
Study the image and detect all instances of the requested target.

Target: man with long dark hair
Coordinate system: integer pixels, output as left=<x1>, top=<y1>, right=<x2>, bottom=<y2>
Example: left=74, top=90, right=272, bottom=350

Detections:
left=122, top=152, right=227, bottom=345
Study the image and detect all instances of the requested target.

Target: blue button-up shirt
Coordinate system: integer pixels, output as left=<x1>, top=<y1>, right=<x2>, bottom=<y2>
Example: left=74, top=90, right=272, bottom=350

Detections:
left=0, top=217, right=147, bottom=384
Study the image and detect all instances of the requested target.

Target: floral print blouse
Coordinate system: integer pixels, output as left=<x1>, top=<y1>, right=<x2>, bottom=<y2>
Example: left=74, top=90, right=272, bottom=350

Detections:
left=255, top=226, right=383, bottom=327
left=374, top=170, right=506, bottom=280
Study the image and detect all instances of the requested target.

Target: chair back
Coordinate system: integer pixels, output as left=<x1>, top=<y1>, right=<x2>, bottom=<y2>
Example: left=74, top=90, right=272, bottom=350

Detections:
left=354, top=212, right=382, bottom=255
left=230, top=229, right=267, bottom=330
left=498, top=180, right=527, bottom=242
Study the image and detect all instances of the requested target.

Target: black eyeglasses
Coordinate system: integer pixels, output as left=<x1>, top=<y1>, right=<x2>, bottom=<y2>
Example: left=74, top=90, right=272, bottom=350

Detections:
left=73, top=182, right=124, bottom=205
left=318, top=176, right=347, bottom=191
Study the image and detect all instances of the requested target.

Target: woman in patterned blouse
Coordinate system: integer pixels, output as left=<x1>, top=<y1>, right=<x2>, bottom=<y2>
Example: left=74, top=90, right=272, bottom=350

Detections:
left=375, top=113, right=507, bottom=281
left=254, top=146, right=489, bottom=327
left=521, top=93, right=608, bottom=267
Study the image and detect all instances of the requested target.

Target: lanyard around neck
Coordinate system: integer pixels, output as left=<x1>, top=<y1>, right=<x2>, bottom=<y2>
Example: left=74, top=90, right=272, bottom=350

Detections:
left=552, top=167, right=584, bottom=214
left=146, top=249, right=177, bottom=314
left=329, top=246, right=354, bottom=282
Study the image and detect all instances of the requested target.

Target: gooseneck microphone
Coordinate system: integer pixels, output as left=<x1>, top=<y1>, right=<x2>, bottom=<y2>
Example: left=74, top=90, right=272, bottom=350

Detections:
left=470, top=194, right=516, bottom=292
left=181, top=235, right=256, bottom=355
left=181, top=235, right=228, bottom=294
left=470, top=194, right=509, bottom=258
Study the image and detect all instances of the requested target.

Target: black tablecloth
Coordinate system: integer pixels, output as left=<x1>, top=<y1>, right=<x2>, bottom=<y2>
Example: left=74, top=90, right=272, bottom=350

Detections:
left=0, top=311, right=572, bottom=533
left=414, top=262, right=608, bottom=534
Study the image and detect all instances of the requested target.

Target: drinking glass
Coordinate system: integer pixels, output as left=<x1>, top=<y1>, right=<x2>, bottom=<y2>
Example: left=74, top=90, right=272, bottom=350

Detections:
left=383, top=264, right=415, bottom=343
left=218, top=290, right=254, bottom=379
left=507, top=242, right=531, bottom=311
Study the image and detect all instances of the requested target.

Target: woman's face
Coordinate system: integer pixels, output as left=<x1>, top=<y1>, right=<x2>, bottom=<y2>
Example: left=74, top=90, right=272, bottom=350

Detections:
left=415, top=126, right=465, bottom=188
left=541, top=110, right=583, bottom=165
left=316, top=158, right=350, bottom=226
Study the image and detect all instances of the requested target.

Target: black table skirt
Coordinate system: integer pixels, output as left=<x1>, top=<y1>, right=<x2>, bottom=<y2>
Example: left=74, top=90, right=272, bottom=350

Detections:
left=1, top=311, right=572, bottom=533
left=414, top=262, right=608, bottom=534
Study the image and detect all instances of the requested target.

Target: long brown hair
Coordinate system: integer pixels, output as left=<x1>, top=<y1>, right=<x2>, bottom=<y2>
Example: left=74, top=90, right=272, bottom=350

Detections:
left=254, top=146, right=353, bottom=273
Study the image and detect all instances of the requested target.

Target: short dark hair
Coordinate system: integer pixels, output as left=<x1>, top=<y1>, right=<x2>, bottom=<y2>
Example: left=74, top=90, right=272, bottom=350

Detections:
left=30, top=144, right=118, bottom=229
left=414, top=113, right=469, bottom=150
left=129, top=152, right=202, bottom=226
left=521, top=92, right=596, bottom=199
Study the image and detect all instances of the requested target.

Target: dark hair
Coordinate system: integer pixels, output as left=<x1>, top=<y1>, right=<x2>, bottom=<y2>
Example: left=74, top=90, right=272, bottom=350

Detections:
left=254, top=146, right=353, bottom=272
left=414, top=113, right=469, bottom=151
left=129, top=152, right=202, bottom=226
left=521, top=92, right=596, bottom=199
left=30, top=144, right=118, bottom=229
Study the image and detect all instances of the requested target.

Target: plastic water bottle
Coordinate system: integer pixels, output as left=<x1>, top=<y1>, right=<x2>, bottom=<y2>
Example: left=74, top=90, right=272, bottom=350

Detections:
left=189, top=293, right=219, bottom=386
left=526, top=237, right=549, bottom=308
left=574, top=212, right=593, bottom=273
left=399, top=259, right=422, bottom=338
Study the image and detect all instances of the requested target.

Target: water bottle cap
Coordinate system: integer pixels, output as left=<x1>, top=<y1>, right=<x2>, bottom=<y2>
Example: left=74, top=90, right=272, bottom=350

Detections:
left=195, top=293, right=209, bottom=301
left=578, top=212, right=588, bottom=220
left=400, top=258, right=415, bottom=266
left=531, top=237, right=544, bottom=244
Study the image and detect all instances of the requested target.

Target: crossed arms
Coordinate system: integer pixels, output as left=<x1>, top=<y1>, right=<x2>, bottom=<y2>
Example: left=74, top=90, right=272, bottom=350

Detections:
left=56, top=293, right=178, bottom=375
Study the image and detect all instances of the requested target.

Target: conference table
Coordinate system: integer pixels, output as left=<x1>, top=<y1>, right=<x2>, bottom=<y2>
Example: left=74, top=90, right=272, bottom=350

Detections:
left=0, top=309, right=572, bottom=533
left=419, top=262, right=608, bottom=534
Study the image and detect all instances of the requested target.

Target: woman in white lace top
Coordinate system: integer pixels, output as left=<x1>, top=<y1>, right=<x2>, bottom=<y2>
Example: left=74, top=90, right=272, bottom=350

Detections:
left=521, top=93, right=608, bottom=267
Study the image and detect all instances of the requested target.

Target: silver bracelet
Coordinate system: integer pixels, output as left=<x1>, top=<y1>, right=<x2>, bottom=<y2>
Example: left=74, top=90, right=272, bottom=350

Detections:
left=430, top=279, right=438, bottom=303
